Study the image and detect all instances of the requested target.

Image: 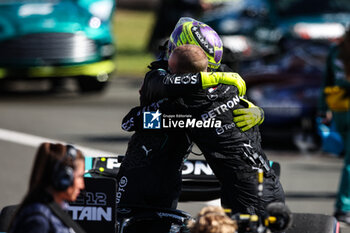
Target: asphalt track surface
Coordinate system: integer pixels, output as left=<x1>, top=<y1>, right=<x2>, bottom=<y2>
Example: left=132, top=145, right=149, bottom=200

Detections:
left=0, top=77, right=349, bottom=232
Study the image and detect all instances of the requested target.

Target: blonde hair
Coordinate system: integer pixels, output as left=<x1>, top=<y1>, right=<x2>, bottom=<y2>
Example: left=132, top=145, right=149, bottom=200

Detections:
left=188, top=206, right=238, bottom=233
left=169, top=44, right=208, bottom=74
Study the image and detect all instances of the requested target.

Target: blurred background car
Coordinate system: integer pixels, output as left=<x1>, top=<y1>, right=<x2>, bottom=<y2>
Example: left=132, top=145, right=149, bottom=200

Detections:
left=0, top=0, right=116, bottom=93
left=201, top=0, right=350, bottom=150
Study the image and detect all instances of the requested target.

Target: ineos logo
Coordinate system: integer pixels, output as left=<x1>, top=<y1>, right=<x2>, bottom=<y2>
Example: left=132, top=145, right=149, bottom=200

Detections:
left=167, top=74, right=198, bottom=85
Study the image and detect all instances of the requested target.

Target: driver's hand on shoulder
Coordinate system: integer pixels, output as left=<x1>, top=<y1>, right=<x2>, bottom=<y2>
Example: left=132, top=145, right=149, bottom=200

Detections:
left=233, top=98, right=264, bottom=132
left=200, top=72, right=246, bottom=96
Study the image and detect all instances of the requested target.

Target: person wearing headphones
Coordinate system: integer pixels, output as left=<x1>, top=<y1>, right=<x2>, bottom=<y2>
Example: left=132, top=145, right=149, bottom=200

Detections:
left=8, top=143, right=86, bottom=233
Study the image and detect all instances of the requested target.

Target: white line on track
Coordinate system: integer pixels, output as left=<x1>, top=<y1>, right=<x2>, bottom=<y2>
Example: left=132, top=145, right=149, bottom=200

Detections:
left=0, top=128, right=118, bottom=157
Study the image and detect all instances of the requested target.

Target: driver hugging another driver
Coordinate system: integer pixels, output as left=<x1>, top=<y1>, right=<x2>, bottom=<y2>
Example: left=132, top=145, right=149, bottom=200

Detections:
left=117, top=17, right=285, bottom=233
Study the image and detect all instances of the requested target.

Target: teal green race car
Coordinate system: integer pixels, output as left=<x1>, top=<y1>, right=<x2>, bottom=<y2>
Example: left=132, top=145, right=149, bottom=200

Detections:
left=0, top=0, right=116, bottom=92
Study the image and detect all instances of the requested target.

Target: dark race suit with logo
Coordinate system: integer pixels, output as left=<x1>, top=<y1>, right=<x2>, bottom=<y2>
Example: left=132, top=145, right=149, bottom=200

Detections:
left=123, top=69, right=285, bottom=216
left=116, top=64, right=205, bottom=227
left=182, top=84, right=284, bottom=216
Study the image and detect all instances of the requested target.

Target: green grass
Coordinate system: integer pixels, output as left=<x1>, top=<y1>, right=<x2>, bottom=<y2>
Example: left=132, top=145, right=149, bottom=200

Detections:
left=114, top=9, right=156, bottom=78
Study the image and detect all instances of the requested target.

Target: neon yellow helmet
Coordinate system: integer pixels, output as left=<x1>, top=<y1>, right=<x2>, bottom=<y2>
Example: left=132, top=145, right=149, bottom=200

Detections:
left=168, top=17, right=223, bottom=70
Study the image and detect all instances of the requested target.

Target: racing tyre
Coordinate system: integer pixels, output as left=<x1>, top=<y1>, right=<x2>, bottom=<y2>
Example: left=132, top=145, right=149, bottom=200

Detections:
left=77, top=76, right=108, bottom=93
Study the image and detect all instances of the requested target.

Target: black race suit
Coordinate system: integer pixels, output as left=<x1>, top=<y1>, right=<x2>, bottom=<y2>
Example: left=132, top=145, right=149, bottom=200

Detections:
left=116, top=68, right=204, bottom=220
left=116, top=67, right=209, bottom=232
left=122, top=68, right=285, bottom=216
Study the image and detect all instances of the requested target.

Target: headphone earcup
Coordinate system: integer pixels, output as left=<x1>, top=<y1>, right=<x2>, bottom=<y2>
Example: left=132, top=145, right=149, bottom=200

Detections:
left=53, top=165, right=74, bottom=191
